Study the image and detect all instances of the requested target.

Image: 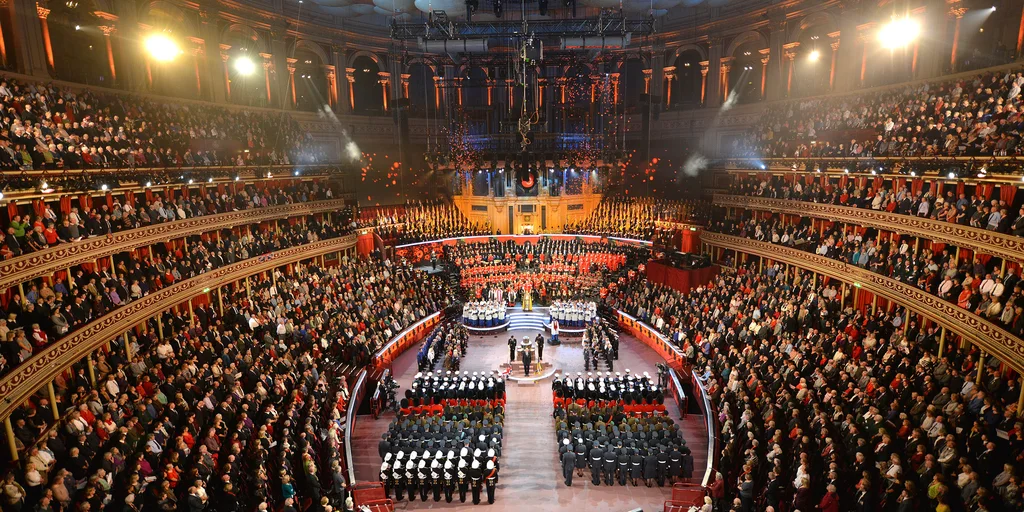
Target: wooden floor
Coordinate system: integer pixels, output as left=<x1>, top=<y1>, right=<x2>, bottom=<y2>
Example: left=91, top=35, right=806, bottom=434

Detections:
left=349, top=327, right=709, bottom=511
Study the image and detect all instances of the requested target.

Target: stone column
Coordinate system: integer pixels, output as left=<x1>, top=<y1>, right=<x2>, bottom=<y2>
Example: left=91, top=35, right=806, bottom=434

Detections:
left=759, top=49, right=770, bottom=97
left=378, top=71, right=391, bottom=111
left=782, top=42, right=799, bottom=97
left=401, top=73, right=410, bottom=99
left=699, top=61, right=709, bottom=105
left=642, top=68, right=652, bottom=93
left=705, top=37, right=722, bottom=107
left=828, top=32, right=840, bottom=89
left=270, top=23, right=290, bottom=110
left=9, top=0, right=49, bottom=77
left=948, top=2, right=967, bottom=72
left=199, top=5, right=226, bottom=103
left=287, top=58, right=298, bottom=107
left=765, top=16, right=787, bottom=100
left=99, top=25, right=118, bottom=84
left=223, top=46, right=235, bottom=100
left=326, top=66, right=339, bottom=108
left=36, top=5, right=53, bottom=70
left=662, top=66, right=675, bottom=107
left=261, top=53, right=274, bottom=105
left=719, top=57, right=733, bottom=103
left=346, top=68, right=356, bottom=112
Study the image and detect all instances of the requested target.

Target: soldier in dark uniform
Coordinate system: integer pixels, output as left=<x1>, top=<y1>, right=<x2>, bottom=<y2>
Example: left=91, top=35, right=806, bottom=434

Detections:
left=668, top=447, right=682, bottom=484
left=590, top=442, right=604, bottom=485
left=574, top=441, right=588, bottom=477
left=643, top=449, right=658, bottom=487
left=617, top=446, right=630, bottom=485
left=508, top=336, right=517, bottom=362
left=485, top=460, right=498, bottom=504
left=430, top=459, right=442, bottom=501
left=393, top=453, right=407, bottom=500
left=561, top=445, right=576, bottom=486
left=417, top=456, right=430, bottom=501
left=443, top=461, right=455, bottom=502
left=457, top=459, right=469, bottom=502
left=603, top=448, right=617, bottom=486
left=379, top=456, right=392, bottom=499
left=535, top=333, right=545, bottom=361
left=522, top=345, right=532, bottom=377
left=469, top=460, right=483, bottom=504
left=656, top=447, right=669, bottom=486
left=405, top=456, right=417, bottom=501
left=630, top=449, right=644, bottom=486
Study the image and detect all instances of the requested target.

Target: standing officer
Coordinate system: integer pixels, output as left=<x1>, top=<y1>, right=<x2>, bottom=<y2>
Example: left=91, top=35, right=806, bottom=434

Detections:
left=603, top=447, right=618, bottom=486
left=443, top=460, right=455, bottom=503
left=380, top=457, right=392, bottom=499
left=561, top=445, right=576, bottom=486
left=430, top=459, right=442, bottom=501
left=469, top=460, right=483, bottom=504
left=535, top=333, right=545, bottom=361
left=617, top=447, right=630, bottom=486
left=457, top=459, right=469, bottom=503
left=574, top=440, right=588, bottom=478
left=507, top=336, right=517, bottom=362
left=393, top=452, right=406, bottom=500
left=485, top=460, right=498, bottom=504
left=589, top=442, right=604, bottom=485
left=522, top=339, right=533, bottom=377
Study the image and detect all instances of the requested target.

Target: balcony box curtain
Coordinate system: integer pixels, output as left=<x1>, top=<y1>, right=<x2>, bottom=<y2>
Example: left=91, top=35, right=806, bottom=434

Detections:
left=33, top=199, right=45, bottom=217
left=976, top=184, right=993, bottom=200
left=182, top=186, right=190, bottom=200
left=125, top=191, right=135, bottom=207
left=911, top=178, right=923, bottom=196
left=106, top=192, right=114, bottom=209
left=1000, top=185, right=1018, bottom=205
left=857, top=177, right=867, bottom=189
left=79, top=194, right=91, bottom=211
left=873, top=177, right=883, bottom=190
left=804, top=174, right=814, bottom=185
left=6, top=201, right=17, bottom=221
left=145, top=188, right=155, bottom=203
left=60, top=195, right=72, bottom=215
left=894, top=178, right=906, bottom=192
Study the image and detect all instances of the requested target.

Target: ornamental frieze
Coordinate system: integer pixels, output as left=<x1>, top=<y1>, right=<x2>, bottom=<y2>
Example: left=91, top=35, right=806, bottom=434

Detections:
left=0, top=199, right=349, bottom=292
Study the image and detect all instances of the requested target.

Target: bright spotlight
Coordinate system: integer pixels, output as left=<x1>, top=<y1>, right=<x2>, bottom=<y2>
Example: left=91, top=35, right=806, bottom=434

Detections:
left=144, top=33, right=181, bottom=62
left=879, top=17, right=920, bottom=50
left=100, top=184, right=108, bottom=191
left=145, top=181, right=152, bottom=187
left=808, top=50, right=821, bottom=62
left=947, top=172, right=955, bottom=179
left=75, top=25, right=81, bottom=30
left=234, top=56, right=256, bottom=76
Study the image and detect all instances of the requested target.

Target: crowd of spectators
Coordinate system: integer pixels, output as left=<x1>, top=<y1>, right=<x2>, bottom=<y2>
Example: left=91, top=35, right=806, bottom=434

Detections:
left=0, top=74, right=329, bottom=170
left=564, top=197, right=710, bottom=241
left=1, top=181, right=342, bottom=258
left=1, top=254, right=452, bottom=512
left=736, top=67, right=1024, bottom=159
left=705, top=215, right=1024, bottom=338
left=606, top=263, right=1022, bottom=512
left=362, top=201, right=490, bottom=245
left=727, top=175, right=1024, bottom=238
left=0, top=208, right=356, bottom=379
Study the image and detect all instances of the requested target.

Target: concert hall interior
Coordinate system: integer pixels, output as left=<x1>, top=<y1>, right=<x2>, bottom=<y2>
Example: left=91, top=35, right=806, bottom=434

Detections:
left=1, top=1, right=1024, bottom=512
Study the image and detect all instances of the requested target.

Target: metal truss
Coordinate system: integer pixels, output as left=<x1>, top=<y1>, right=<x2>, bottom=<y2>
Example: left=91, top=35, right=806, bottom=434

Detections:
left=390, top=13, right=655, bottom=41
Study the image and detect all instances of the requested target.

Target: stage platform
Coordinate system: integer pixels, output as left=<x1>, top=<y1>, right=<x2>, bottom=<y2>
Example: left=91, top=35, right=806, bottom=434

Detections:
left=465, top=306, right=589, bottom=335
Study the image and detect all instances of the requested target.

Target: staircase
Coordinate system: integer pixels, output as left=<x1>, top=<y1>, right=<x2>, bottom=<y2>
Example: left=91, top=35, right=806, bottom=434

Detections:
left=506, top=307, right=550, bottom=332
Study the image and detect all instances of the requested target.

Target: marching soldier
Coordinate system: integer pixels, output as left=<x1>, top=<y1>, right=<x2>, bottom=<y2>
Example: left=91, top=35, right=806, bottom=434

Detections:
left=443, top=460, right=455, bottom=503
left=379, top=455, right=392, bottom=499
left=405, top=455, right=417, bottom=501
left=417, top=455, right=429, bottom=501
left=561, top=444, right=576, bottom=486
left=393, top=452, right=406, bottom=500
left=485, top=460, right=499, bottom=504
left=430, top=458, right=442, bottom=501
left=589, top=442, right=603, bottom=485
left=457, top=458, right=470, bottom=503
left=469, top=460, right=483, bottom=504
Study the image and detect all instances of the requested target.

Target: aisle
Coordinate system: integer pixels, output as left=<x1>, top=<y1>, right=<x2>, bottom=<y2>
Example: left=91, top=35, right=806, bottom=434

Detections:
left=351, top=326, right=702, bottom=511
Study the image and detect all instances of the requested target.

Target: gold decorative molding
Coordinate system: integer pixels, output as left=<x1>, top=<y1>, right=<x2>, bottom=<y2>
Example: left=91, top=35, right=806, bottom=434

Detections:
left=0, top=199, right=350, bottom=292
left=0, top=235, right=357, bottom=421
left=701, top=232, right=1024, bottom=374
left=713, top=194, right=1024, bottom=264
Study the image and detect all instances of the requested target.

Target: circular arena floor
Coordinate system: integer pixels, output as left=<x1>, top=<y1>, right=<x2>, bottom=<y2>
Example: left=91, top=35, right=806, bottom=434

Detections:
left=349, top=327, right=709, bottom=511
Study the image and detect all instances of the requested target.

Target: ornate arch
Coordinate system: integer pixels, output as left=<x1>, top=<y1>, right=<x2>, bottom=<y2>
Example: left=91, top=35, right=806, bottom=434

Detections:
left=348, top=50, right=383, bottom=70
left=405, top=57, right=438, bottom=75
left=140, top=0, right=199, bottom=38
left=291, top=39, right=330, bottom=65
left=221, top=23, right=269, bottom=55
left=672, top=43, right=708, bottom=63
left=725, top=30, right=768, bottom=58
left=789, top=10, right=839, bottom=43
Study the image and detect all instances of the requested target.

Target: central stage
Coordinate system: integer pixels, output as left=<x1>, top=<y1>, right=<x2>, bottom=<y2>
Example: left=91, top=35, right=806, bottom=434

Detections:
left=464, top=306, right=590, bottom=335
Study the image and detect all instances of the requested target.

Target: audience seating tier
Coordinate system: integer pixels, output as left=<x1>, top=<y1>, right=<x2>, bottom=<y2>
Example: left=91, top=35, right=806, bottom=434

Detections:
left=0, top=198, right=351, bottom=291
left=714, top=194, right=1024, bottom=263
left=0, top=234, right=357, bottom=420
left=701, top=232, right=1024, bottom=374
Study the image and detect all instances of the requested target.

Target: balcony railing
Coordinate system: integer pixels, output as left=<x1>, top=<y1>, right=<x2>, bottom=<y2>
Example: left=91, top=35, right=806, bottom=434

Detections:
left=712, top=194, right=1024, bottom=264
left=0, top=199, right=351, bottom=292
left=0, top=235, right=357, bottom=420
left=700, top=232, right=1024, bottom=375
